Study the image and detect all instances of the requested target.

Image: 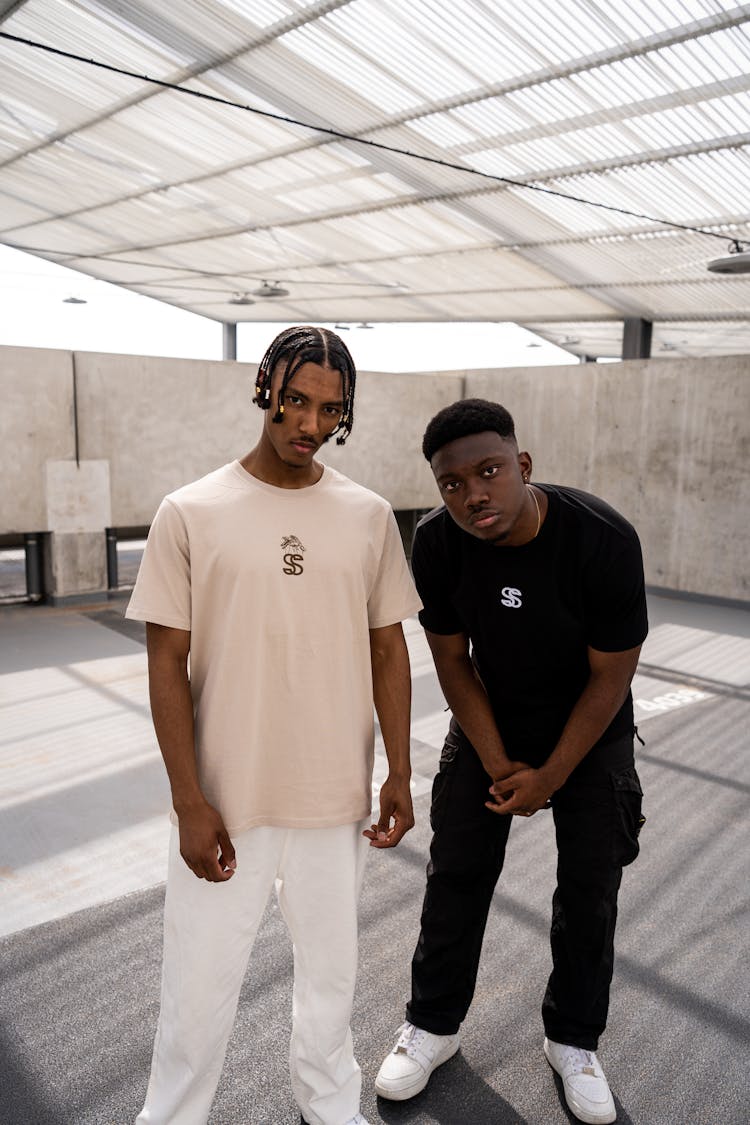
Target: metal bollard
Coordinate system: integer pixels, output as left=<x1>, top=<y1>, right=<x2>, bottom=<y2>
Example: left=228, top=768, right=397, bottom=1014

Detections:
left=24, top=533, right=43, bottom=602
left=105, top=528, right=119, bottom=590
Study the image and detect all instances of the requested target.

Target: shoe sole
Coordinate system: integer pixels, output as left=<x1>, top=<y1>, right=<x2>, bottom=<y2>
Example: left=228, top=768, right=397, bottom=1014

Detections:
left=375, top=1038, right=460, bottom=1101
left=543, top=1040, right=616, bottom=1125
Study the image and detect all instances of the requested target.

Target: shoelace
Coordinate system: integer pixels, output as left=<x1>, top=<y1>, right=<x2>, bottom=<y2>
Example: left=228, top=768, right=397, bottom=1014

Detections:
left=561, top=1046, right=598, bottom=1076
left=395, top=1022, right=436, bottom=1061
left=395, top=1023, right=419, bottom=1052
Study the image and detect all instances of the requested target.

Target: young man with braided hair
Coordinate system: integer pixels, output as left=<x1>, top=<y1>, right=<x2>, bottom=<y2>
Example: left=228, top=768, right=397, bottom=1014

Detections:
left=127, top=326, right=421, bottom=1125
left=375, top=399, right=647, bottom=1125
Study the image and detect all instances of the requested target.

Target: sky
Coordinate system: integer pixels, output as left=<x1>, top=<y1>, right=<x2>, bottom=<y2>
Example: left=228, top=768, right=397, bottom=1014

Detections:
left=0, top=244, right=579, bottom=371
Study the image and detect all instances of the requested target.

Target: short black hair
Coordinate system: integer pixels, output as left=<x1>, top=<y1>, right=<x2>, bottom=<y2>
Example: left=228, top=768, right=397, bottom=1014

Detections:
left=254, top=325, right=356, bottom=445
left=422, top=398, right=516, bottom=461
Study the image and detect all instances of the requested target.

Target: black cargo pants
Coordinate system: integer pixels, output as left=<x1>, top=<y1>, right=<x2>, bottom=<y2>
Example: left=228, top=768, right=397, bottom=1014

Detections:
left=406, top=719, right=644, bottom=1050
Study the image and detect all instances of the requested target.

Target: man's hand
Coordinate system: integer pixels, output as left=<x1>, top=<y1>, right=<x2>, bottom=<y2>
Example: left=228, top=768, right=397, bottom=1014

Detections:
left=487, top=765, right=553, bottom=818
left=363, top=774, right=414, bottom=849
left=178, top=802, right=237, bottom=881
left=146, top=623, right=236, bottom=881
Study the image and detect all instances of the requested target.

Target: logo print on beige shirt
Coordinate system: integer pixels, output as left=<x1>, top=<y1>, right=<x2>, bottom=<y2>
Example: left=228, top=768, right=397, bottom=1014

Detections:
left=281, top=534, right=305, bottom=576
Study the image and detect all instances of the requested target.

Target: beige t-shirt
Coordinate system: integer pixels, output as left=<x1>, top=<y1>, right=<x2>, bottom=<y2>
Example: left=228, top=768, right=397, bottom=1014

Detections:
left=126, top=461, right=422, bottom=832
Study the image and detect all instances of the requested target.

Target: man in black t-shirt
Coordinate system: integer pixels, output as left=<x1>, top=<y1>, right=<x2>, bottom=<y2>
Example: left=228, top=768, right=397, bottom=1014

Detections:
left=375, top=399, right=648, bottom=1125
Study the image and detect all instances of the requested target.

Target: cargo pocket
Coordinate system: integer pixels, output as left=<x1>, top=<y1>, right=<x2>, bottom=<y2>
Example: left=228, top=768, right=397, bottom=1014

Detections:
left=611, top=765, right=644, bottom=867
left=429, top=728, right=460, bottom=832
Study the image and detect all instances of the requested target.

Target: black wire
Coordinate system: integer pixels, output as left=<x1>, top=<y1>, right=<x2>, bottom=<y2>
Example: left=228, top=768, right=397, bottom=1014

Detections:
left=0, top=30, right=748, bottom=249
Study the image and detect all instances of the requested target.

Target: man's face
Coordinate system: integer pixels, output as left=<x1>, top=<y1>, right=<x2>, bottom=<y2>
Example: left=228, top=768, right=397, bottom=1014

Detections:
left=264, top=360, right=345, bottom=470
left=431, top=431, right=532, bottom=545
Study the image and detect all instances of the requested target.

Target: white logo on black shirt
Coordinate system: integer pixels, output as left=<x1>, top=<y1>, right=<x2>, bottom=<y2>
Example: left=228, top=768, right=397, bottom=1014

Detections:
left=500, top=586, right=522, bottom=608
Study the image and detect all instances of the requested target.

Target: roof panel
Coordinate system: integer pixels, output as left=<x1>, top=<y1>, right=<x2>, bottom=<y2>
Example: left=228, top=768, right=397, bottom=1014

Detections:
left=0, top=42, right=143, bottom=142
left=279, top=21, right=426, bottom=115
left=210, top=0, right=294, bottom=29
left=9, top=0, right=194, bottom=73
left=321, top=1, right=482, bottom=101
left=658, top=25, right=750, bottom=85
left=388, top=0, right=548, bottom=82
left=527, top=315, right=750, bottom=358
left=0, top=193, right=52, bottom=229
left=405, top=112, right=480, bottom=149
left=219, top=52, right=374, bottom=134
left=597, top=278, right=750, bottom=316
left=1, top=147, right=160, bottom=217
left=71, top=0, right=271, bottom=64
left=140, top=81, right=306, bottom=152
left=0, top=0, right=748, bottom=354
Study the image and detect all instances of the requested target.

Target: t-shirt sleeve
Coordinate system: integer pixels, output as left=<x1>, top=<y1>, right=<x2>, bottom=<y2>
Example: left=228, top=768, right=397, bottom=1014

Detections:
left=584, top=529, right=648, bottom=652
left=125, top=497, right=192, bottom=630
left=367, top=508, right=422, bottom=629
left=411, top=518, right=465, bottom=636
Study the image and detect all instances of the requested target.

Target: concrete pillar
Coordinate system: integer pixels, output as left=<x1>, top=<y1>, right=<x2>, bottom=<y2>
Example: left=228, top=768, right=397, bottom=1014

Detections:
left=622, top=317, right=652, bottom=359
left=222, top=322, right=237, bottom=361
left=43, top=460, right=111, bottom=604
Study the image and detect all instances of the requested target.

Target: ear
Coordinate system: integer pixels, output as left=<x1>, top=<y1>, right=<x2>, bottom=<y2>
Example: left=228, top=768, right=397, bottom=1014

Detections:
left=518, top=450, right=532, bottom=480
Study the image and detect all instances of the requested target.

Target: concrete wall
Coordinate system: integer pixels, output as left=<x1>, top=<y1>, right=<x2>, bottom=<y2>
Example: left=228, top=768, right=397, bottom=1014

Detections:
left=0, top=346, right=76, bottom=531
left=1, top=345, right=748, bottom=601
left=0, top=347, right=457, bottom=529
left=74, top=351, right=263, bottom=525
left=465, top=355, right=750, bottom=603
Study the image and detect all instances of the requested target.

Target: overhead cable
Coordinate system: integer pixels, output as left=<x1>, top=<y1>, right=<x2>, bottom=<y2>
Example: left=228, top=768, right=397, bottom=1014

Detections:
left=0, top=30, right=748, bottom=249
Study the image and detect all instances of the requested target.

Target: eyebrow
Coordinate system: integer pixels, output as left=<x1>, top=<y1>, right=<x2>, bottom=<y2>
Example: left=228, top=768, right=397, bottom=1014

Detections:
left=288, top=389, right=344, bottom=408
left=435, top=453, right=506, bottom=482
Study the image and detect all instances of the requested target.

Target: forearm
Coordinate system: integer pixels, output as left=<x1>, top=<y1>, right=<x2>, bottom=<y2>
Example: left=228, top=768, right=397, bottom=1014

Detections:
left=539, top=671, right=634, bottom=793
left=145, top=624, right=234, bottom=880
left=371, top=630, right=412, bottom=780
left=148, top=653, right=206, bottom=815
left=434, top=656, right=515, bottom=779
left=366, top=624, right=415, bottom=848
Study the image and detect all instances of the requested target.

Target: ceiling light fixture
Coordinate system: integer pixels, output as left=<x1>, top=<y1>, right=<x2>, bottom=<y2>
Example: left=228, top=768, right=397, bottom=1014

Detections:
left=357, top=322, right=374, bottom=329
left=63, top=295, right=87, bottom=304
left=707, top=240, right=750, bottom=275
left=228, top=292, right=255, bottom=305
left=253, top=280, right=289, bottom=298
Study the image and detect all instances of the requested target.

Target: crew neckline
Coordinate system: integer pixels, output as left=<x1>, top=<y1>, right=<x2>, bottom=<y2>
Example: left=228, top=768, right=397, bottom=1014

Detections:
left=229, top=459, right=332, bottom=495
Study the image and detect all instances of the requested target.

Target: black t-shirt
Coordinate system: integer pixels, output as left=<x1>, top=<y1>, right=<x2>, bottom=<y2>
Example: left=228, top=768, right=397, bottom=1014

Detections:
left=411, top=484, right=648, bottom=764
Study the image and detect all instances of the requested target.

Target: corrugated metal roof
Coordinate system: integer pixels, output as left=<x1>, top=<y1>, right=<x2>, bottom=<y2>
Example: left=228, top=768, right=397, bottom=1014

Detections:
left=0, top=0, right=748, bottom=357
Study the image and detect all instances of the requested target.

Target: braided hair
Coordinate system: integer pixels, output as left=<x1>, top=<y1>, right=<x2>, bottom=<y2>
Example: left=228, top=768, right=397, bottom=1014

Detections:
left=253, top=325, right=356, bottom=445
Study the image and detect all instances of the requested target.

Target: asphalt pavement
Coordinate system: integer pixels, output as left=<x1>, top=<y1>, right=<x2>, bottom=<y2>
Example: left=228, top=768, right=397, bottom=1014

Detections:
left=1, top=592, right=748, bottom=1124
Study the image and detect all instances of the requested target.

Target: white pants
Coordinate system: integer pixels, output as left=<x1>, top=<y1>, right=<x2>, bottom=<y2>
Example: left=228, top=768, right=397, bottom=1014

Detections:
left=136, top=820, right=369, bottom=1125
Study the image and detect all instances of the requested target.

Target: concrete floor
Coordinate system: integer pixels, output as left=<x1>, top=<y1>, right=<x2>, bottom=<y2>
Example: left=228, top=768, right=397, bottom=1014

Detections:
left=1, top=591, right=748, bottom=1124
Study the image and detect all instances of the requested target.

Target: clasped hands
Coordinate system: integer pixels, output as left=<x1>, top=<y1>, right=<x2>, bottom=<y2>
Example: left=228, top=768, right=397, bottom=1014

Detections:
left=487, top=760, right=554, bottom=818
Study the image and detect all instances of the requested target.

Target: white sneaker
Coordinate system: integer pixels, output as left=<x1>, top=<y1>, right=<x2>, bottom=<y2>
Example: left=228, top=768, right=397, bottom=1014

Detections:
left=544, top=1038, right=616, bottom=1124
left=375, top=1021, right=460, bottom=1100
